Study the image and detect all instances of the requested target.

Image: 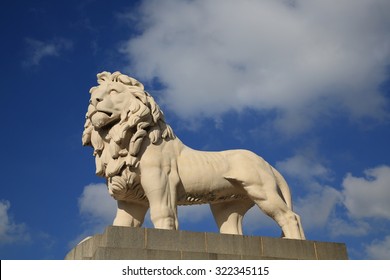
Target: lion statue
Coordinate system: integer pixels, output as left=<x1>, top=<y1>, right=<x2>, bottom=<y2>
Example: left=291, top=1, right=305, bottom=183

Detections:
left=82, top=71, right=305, bottom=239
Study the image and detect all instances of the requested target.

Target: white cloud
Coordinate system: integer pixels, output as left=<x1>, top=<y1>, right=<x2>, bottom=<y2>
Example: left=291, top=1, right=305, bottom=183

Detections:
left=365, top=235, right=390, bottom=259
left=328, top=218, right=370, bottom=237
left=295, top=186, right=342, bottom=230
left=121, top=0, right=390, bottom=134
left=23, top=37, right=73, bottom=67
left=276, top=155, right=331, bottom=185
left=342, top=165, right=390, bottom=219
left=0, top=200, right=30, bottom=244
left=71, top=183, right=117, bottom=246
left=78, top=183, right=116, bottom=225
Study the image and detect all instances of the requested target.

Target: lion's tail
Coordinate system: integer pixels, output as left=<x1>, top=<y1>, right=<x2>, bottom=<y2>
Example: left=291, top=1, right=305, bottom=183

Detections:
left=271, top=166, right=293, bottom=210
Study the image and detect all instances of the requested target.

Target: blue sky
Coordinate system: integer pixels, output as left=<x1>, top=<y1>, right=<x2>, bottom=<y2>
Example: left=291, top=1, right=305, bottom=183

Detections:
left=1, top=0, right=390, bottom=260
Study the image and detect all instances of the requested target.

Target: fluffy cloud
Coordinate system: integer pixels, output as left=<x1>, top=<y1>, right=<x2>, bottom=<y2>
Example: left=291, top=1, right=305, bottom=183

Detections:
left=0, top=200, right=30, bottom=244
left=23, top=37, right=73, bottom=67
left=121, top=0, right=390, bottom=133
left=276, top=154, right=331, bottom=185
left=342, top=165, right=390, bottom=219
left=365, top=235, right=390, bottom=259
left=328, top=218, right=370, bottom=237
left=295, top=186, right=342, bottom=230
left=70, top=183, right=117, bottom=246
left=78, top=183, right=116, bottom=226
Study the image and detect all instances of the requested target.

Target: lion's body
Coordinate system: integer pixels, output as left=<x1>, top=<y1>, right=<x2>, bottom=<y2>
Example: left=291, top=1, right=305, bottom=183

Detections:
left=141, top=139, right=282, bottom=205
left=83, top=71, right=305, bottom=239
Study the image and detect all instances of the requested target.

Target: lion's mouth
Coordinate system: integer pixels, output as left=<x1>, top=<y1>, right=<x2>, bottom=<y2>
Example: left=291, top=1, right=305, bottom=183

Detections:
left=90, top=109, right=119, bottom=129
left=97, top=110, right=113, bottom=117
left=88, top=109, right=112, bottom=118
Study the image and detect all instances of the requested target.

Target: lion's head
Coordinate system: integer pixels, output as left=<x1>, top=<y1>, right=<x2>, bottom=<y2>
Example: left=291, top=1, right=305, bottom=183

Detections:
left=87, top=72, right=145, bottom=129
left=82, top=71, right=175, bottom=201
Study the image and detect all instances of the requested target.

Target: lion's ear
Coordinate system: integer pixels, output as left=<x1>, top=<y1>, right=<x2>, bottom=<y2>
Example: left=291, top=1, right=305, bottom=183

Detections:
left=117, top=75, right=132, bottom=85
left=118, top=75, right=145, bottom=90
left=97, top=71, right=112, bottom=84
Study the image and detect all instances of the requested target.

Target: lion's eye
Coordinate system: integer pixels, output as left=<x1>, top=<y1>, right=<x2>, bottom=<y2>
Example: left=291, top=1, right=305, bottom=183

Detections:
left=109, top=89, right=118, bottom=95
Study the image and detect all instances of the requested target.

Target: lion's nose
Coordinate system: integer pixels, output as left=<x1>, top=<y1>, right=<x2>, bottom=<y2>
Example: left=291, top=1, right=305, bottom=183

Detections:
left=90, top=97, right=103, bottom=107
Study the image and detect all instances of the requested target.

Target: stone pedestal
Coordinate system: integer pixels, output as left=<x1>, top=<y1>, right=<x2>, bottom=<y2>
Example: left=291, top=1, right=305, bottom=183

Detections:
left=65, top=226, right=348, bottom=260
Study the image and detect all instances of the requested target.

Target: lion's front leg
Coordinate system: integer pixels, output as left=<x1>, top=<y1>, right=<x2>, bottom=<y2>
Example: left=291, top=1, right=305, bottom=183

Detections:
left=141, top=168, right=178, bottom=230
left=146, top=187, right=178, bottom=230
left=113, top=200, right=148, bottom=227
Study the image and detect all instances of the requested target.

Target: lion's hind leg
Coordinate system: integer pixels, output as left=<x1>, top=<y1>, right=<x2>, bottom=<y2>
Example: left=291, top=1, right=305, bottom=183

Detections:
left=210, top=199, right=254, bottom=235
left=243, top=179, right=305, bottom=240
left=294, top=212, right=305, bottom=239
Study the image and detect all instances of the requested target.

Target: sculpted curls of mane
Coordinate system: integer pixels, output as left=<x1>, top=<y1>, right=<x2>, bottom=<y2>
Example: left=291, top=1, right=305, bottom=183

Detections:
left=83, top=71, right=174, bottom=202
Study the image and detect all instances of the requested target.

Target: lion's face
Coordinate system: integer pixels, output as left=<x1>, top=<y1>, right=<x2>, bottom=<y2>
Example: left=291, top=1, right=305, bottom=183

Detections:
left=88, top=80, right=135, bottom=129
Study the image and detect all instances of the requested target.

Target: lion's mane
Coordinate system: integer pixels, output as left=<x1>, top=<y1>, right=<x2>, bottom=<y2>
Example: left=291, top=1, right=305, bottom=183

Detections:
left=82, top=71, right=175, bottom=201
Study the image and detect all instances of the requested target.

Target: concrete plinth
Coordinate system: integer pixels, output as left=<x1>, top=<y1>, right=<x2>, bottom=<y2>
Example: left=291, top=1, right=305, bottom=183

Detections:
left=65, top=226, right=348, bottom=260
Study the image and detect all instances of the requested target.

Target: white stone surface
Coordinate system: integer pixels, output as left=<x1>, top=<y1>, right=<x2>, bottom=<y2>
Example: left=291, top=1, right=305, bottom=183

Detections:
left=82, top=71, right=305, bottom=239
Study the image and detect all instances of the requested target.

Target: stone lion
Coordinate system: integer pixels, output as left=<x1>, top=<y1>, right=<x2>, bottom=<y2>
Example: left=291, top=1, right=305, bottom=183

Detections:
left=82, top=71, right=305, bottom=239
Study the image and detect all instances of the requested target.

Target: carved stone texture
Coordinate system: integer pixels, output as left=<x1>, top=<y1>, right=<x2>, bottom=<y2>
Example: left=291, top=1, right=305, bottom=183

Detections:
left=82, top=71, right=305, bottom=239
